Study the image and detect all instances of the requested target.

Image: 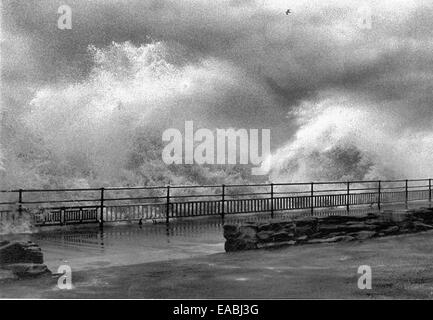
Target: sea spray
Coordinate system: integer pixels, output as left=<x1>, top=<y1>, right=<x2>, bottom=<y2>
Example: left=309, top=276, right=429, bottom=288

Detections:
left=2, top=41, right=263, bottom=189
left=268, top=97, right=433, bottom=182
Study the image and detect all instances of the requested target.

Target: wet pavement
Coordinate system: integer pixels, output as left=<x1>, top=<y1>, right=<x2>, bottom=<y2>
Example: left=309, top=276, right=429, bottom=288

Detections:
left=0, top=203, right=429, bottom=273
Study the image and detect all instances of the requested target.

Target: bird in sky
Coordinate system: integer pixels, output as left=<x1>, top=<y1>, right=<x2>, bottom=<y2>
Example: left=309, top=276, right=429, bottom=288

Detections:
left=286, top=9, right=291, bottom=15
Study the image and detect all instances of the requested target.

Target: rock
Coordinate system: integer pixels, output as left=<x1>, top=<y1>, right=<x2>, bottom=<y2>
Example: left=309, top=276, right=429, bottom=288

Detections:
left=0, top=240, right=10, bottom=247
left=257, top=222, right=272, bottom=231
left=381, top=226, right=399, bottom=235
left=346, top=223, right=378, bottom=230
left=257, top=240, right=296, bottom=249
left=282, top=224, right=296, bottom=232
left=0, top=241, right=43, bottom=266
left=340, top=236, right=356, bottom=242
left=238, top=226, right=257, bottom=239
left=353, top=231, right=377, bottom=240
left=225, top=239, right=257, bottom=252
left=294, top=218, right=318, bottom=236
left=271, top=231, right=294, bottom=242
left=412, top=209, right=433, bottom=222
left=294, top=217, right=318, bottom=227
left=223, top=225, right=240, bottom=239
left=296, top=235, right=308, bottom=242
left=224, top=207, right=433, bottom=252
left=2, top=263, right=51, bottom=278
left=265, top=222, right=288, bottom=232
left=318, top=223, right=377, bottom=234
left=412, top=221, right=433, bottom=231
left=307, top=235, right=354, bottom=244
left=256, top=231, right=274, bottom=241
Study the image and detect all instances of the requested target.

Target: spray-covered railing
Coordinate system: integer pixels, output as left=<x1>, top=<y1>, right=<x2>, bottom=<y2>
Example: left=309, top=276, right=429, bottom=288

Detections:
left=0, top=179, right=432, bottom=227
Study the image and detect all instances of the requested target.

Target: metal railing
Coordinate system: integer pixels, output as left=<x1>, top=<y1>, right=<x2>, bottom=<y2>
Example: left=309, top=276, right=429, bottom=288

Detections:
left=0, top=178, right=432, bottom=227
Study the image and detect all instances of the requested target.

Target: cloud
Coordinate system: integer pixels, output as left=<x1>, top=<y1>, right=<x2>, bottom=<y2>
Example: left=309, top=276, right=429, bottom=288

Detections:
left=2, top=0, right=433, bottom=186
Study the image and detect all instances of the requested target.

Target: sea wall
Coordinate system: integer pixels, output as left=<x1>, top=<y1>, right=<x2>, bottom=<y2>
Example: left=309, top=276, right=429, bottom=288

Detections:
left=224, top=208, right=433, bottom=252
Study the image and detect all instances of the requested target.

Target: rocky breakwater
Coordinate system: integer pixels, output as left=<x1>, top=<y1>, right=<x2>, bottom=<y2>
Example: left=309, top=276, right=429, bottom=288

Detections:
left=0, top=240, right=51, bottom=279
left=224, top=207, right=433, bottom=252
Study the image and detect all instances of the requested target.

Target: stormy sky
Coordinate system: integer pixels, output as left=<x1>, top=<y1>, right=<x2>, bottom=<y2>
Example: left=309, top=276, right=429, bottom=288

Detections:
left=1, top=0, right=433, bottom=185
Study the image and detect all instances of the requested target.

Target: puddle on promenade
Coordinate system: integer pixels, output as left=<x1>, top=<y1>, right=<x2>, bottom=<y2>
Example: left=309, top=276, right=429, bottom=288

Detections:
left=0, top=203, right=428, bottom=272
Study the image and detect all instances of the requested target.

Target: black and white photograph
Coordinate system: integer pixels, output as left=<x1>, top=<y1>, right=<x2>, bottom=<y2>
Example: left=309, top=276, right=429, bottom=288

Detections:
left=1, top=0, right=433, bottom=304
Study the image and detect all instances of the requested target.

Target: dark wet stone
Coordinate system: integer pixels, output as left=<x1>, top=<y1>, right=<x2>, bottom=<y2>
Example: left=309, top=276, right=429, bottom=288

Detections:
left=225, top=239, right=257, bottom=252
left=2, top=263, right=51, bottom=278
left=353, top=231, right=377, bottom=240
left=223, top=225, right=240, bottom=239
left=257, top=240, right=296, bottom=249
left=294, top=217, right=318, bottom=227
left=381, top=226, right=399, bottom=235
left=307, top=235, right=354, bottom=244
left=0, top=241, right=10, bottom=247
left=296, top=235, right=308, bottom=242
left=412, top=221, right=433, bottom=231
left=238, top=226, right=258, bottom=239
left=412, top=210, right=433, bottom=222
left=256, top=230, right=274, bottom=241
left=271, top=231, right=294, bottom=242
left=0, top=241, right=43, bottom=265
left=223, top=209, right=433, bottom=252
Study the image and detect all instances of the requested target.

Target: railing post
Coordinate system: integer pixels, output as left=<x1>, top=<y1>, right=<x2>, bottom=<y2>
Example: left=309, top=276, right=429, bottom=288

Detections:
left=221, top=184, right=225, bottom=221
left=310, top=182, right=314, bottom=215
left=18, top=189, right=23, bottom=217
left=60, top=207, right=65, bottom=226
left=270, top=183, right=274, bottom=219
left=166, top=186, right=170, bottom=225
left=377, top=181, right=381, bottom=211
left=405, top=179, right=408, bottom=208
left=346, top=182, right=350, bottom=212
left=429, top=179, right=432, bottom=206
left=99, top=187, right=104, bottom=229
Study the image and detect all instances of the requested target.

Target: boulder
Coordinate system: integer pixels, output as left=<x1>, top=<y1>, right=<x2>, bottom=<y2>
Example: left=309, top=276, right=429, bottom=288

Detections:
left=412, top=221, right=433, bottom=231
left=271, top=230, right=294, bottom=242
left=256, top=230, right=274, bottom=241
left=296, top=235, right=308, bottom=242
left=238, top=226, right=257, bottom=239
left=0, top=241, right=50, bottom=279
left=307, top=235, right=354, bottom=244
left=225, top=239, right=257, bottom=252
left=259, top=221, right=288, bottom=232
left=257, top=240, right=296, bottom=249
left=0, top=241, right=43, bottom=265
left=381, top=226, right=399, bottom=235
left=2, top=263, right=51, bottom=278
left=412, top=209, right=433, bottom=222
left=223, top=225, right=240, bottom=239
left=294, top=217, right=318, bottom=227
left=353, top=230, right=377, bottom=240
left=318, top=223, right=377, bottom=234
